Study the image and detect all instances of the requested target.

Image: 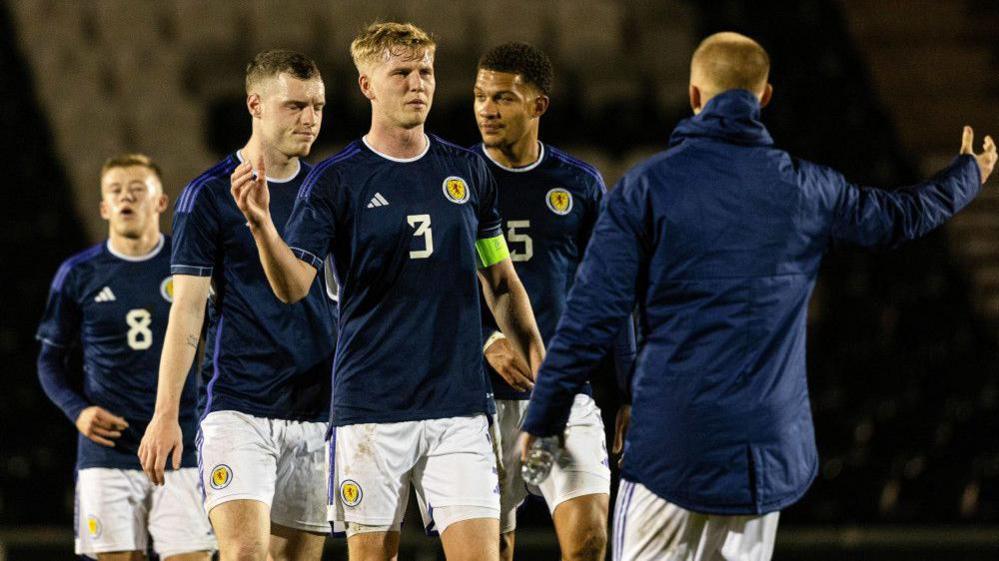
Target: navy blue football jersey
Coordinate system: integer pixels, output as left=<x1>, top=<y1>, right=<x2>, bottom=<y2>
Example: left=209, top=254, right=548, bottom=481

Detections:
left=475, top=143, right=628, bottom=400
left=172, top=152, right=335, bottom=422
left=36, top=236, right=199, bottom=469
left=285, top=135, right=502, bottom=426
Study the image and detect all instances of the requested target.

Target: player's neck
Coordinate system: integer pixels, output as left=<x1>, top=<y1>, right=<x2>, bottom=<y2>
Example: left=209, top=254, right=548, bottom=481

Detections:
left=108, top=230, right=161, bottom=258
left=365, top=121, right=428, bottom=160
left=239, top=138, right=299, bottom=181
left=486, top=134, right=541, bottom=169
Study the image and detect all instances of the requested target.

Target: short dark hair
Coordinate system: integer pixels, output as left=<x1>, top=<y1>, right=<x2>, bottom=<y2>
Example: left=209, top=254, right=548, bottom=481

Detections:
left=478, top=42, right=553, bottom=96
left=245, top=49, right=321, bottom=94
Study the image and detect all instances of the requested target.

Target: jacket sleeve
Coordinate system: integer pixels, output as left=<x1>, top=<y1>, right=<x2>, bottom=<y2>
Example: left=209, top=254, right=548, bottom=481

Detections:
left=523, top=176, right=648, bottom=436
left=822, top=155, right=981, bottom=248
left=615, top=315, right=638, bottom=404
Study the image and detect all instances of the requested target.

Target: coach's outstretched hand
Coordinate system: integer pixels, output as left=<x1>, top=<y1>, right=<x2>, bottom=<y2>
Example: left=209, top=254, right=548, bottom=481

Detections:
left=231, top=156, right=273, bottom=230
left=138, top=413, right=183, bottom=486
left=961, top=126, right=997, bottom=184
left=76, top=406, right=128, bottom=448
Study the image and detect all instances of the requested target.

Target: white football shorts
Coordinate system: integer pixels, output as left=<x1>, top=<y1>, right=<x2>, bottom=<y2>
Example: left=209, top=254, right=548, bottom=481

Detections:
left=198, top=410, right=333, bottom=534
left=328, top=414, right=499, bottom=536
left=75, top=467, right=216, bottom=558
left=491, top=393, right=611, bottom=533
left=612, top=479, right=780, bottom=561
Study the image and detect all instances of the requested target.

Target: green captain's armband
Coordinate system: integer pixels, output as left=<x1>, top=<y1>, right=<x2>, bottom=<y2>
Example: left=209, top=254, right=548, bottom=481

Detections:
left=476, top=235, right=510, bottom=268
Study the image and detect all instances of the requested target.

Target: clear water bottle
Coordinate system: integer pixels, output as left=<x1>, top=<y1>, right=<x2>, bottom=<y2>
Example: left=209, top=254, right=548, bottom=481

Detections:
left=522, top=436, right=562, bottom=486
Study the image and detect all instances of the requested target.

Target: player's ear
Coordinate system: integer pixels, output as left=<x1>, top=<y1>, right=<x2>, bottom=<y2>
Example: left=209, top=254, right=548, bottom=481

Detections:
left=533, top=95, right=550, bottom=118
left=99, top=198, right=111, bottom=221
left=156, top=192, right=169, bottom=213
left=358, top=73, right=375, bottom=101
left=247, top=93, right=262, bottom=118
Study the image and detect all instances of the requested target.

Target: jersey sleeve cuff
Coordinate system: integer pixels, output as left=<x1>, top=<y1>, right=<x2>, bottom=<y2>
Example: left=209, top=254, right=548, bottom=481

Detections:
left=477, top=223, right=502, bottom=240
left=35, top=335, right=68, bottom=348
left=290, top=247, right=324, bottom=270
left=171, top=264, right=214, bottom=276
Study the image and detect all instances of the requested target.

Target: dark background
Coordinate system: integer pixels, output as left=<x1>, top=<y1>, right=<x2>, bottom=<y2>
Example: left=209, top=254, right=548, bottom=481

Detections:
left=2, top=0, right=999, bottom=558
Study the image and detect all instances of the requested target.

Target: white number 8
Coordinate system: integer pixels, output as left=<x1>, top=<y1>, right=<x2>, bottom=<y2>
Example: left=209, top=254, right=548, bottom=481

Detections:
left=126, top=309, right=153, bottom=350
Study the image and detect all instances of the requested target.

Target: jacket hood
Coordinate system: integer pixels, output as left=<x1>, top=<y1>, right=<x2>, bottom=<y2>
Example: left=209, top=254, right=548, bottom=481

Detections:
left=669, top=89, right=774, bottom=148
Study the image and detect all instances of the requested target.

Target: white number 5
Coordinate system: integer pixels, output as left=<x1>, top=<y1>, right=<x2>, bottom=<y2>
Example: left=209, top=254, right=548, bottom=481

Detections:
left=408, top=214, right=434, bottom=259
left=507, top=220, right=533, bottom=262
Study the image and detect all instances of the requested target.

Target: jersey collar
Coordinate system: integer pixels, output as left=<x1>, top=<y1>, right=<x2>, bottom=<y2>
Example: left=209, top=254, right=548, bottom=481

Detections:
left=480, top=142, right=545, bottom=173
left=361, top=134, right=431, bottom=163
left=234, top=150, right=302, bottom=184
left=106, top=234, right=165, bottom=262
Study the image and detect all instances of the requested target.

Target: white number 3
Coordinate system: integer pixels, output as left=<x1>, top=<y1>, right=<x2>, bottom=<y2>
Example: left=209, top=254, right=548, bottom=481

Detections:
left=408, top=214, right=434, bottom=259
left=126, top=309, right=153, bottom=350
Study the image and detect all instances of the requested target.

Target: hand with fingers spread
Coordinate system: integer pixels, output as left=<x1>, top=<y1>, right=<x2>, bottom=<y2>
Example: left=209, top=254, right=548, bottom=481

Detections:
left=230, top=156, right=273, bottom=230
left=485, top=336, right=535, bottom=393
left=138, top=412, right=183, bottom=486
left=960, top=126, right=997, bottom=184
left=75, top=406, right=129, bottom=447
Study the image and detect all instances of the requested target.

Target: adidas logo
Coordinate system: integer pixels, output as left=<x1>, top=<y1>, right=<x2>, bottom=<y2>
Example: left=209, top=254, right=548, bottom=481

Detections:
left=94, top=286, right=116, bottom=302
left=366, top=193, right=390, bottom=208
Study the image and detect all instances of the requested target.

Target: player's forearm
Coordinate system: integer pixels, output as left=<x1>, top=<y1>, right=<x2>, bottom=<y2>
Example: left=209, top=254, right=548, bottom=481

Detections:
left=37, top=343, right=90, bottom=423
left=153, top=298, right=204, bottom=418
left=489, top=275, right=545, bottom=373
left=249, top=220, right=314, bottom=303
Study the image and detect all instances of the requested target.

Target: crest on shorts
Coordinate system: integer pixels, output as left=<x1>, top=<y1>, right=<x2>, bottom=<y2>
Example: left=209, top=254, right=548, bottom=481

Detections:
left=210, top=464, right=232, bottom=490
left=340, top=479, right=363, bottom=507
left=160, top=276, right=174, bottom=303
left=442, top=176, right=470, bottom=204
left=546, top=188, right=573, bottom=215
left=86, top=514, right=102, bottom=538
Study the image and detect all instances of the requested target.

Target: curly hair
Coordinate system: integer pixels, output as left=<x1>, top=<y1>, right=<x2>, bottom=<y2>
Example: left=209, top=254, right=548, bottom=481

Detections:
left=478, top=42, right=554, bottom=96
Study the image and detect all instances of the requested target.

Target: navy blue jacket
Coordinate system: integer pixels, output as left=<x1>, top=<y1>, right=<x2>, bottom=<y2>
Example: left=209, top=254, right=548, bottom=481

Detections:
left=522, top=89, right=982, bottom=515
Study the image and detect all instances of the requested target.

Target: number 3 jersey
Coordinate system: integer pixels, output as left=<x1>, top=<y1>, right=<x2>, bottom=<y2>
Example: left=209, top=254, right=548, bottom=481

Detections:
left=285, top=135, right=503, bottom=427
left=36, top=235, right=199, bottom=469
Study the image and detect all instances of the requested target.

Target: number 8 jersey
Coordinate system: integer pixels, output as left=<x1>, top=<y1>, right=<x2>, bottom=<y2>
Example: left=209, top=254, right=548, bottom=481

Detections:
left=285, top=135, right=503, bottom=427
left=36, top=235, right=200, bottom=469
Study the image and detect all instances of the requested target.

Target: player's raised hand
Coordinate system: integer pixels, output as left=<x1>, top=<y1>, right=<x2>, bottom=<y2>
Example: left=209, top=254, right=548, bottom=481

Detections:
left=75, top=406, right=128, bottom=447
left=485, top=336, right=535, bottom=392
left=230, top=156, right=272, bottom=230
left=960, top=126, right=997, bottom=184
left=138, top=413, right=184, bottom=486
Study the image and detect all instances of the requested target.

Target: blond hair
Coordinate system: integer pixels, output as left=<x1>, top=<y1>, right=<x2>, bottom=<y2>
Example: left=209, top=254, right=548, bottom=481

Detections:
left=350, top=21, right=436, bottom=72
left=691, top=32, right=770, bottom=95
left=101, top=153, right=162, bottom=181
